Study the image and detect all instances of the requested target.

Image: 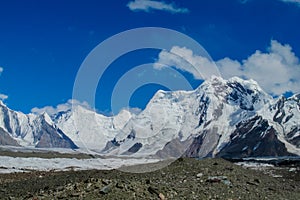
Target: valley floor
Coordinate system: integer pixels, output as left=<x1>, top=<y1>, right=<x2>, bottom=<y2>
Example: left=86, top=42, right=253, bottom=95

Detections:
left=0, top=157, right=299, bottom=199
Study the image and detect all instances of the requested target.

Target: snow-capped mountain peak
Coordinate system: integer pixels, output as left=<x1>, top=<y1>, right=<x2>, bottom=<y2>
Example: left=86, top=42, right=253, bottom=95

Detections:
left=0, top=76, right=299, bottom=159
left=0, top=102, right=76, bottom=148
left=50, top=103, right=133, bottom=150
left=103, top=76, right=299, bottom=158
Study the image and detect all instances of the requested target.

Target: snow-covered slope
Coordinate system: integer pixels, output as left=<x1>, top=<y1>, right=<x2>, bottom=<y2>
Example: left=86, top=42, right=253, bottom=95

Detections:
left=0, top=76, right=299, bottom=159
left=52, top=106, right=132, bottom=150
left=104, top=76, right=279, bottom=158
left=0, top=101, right=76, bottom=148
left=258, top=94, right=300, bottom=155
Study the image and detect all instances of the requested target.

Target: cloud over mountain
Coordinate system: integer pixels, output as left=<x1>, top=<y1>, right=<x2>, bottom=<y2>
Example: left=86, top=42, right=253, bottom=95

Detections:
left=127, top=0, right=189, bottom=14
left=155, top=40, right=300, bottom=96
left=218, top=40, right=300, bottom=96
left=31, top=99, right=92, bottom=115
left=0, top=67, right=8, bottom=101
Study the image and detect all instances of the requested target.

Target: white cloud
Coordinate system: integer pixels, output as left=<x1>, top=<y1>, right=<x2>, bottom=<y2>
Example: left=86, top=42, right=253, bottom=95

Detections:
left=127, top=0, right=189, bottom=14
left=155, top=40, right=300, bottom=96
left=0, top=67, right=7, bottom=101
left=280, top=0, right=300, bottom=6
left=218, top=40, right=300, bottom=96
left=0, top=94, right=8, bottom=101
left=154, top=46, right=220, bottom=80
left=31, top=99, right=92, bottom=115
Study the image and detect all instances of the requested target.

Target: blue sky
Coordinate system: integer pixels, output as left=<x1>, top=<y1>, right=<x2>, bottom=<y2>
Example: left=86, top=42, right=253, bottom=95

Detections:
left=0, top=0, right=300, bottom=115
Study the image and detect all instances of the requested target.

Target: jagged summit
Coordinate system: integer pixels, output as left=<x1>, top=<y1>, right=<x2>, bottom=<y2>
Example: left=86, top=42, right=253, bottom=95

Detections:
left=103, top=76, right=299, bottom=158
left=0, top=101, right=76, bottom=148
left=0, top=76, right=299, bottom=158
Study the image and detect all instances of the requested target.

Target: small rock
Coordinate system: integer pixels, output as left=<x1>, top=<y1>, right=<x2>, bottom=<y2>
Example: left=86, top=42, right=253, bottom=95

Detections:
left=254, top=178, right=260, bottom=183
left=94, top=183, right=101, bottom=189
left=25, top=193, right=34, bottom=198
left=225, top=167, right=234, bottom=171
left=246, top=181, right=259, bottom=186
left=289, top=168, right=297, bottom=172
left=84, top=178, right=90, bottom=183
left=86, top=183, right=92, bottom=189
left=207, top=176, right=227, bottom=183
left=159, top=193, right=165, bottom=200
left=100, top=183, right=113, bottom=194
left=90, top=178, right=97, bottom=182
left=222, top=180, right=232, bottom=186
left=57, top=194, right=67, bottom=199
left=70, top=193, right=81, bottom=197
left=116, top=182, right=124, bottom=189
left=148, top=186, right=159, bottom=195
left=102, top=179, right=110, bottom=185
left=268, top=187, right=276, bottom=191
left=207, top=176, right=232, bottom=186
left=145, top=179, right=151, bottom=184
left=196, top=173, right=203, bottom=178
left=56, top=186, right=65, bottom=191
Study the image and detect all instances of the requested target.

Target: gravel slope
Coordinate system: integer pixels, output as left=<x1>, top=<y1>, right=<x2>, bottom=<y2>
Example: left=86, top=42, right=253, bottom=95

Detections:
left=0, top=158, right=299, bottom=200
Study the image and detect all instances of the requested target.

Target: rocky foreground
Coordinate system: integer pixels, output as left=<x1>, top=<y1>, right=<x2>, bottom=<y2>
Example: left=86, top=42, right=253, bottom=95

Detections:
left=0, top=158, right=299, bottom=200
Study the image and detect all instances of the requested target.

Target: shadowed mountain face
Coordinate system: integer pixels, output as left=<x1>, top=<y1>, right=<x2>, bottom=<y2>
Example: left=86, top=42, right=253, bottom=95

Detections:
left=0, top=77, right=299, bottom=158
left=215, top=116, right=293, bottom=158
left=104, top=76, right=300, bottom=158
left=0, top=127, right=20, bottom=146
left=270, top=95, right=300, bottom=148
left=0, top=103, right=77, bottom=149
left=35, top=120, right=77, bottom=149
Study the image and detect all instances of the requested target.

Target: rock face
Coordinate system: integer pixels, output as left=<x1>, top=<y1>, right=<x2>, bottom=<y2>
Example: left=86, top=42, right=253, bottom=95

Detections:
left=216, top=116, right=293, bottom=158
left=35, top=119, right=77, bottom=149
left=0, top=102, right=77, bottom=148
left=105, top=76, right=300, bottom=158
left=269, top=95, right=300, bottom=148
left=0, top=76, right=299, bottom=159
left=0, top=127, right=20, bottom=146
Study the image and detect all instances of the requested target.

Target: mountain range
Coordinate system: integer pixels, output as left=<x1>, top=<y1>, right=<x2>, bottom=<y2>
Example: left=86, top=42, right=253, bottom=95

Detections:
left=0, top=76, right=299, bottom=159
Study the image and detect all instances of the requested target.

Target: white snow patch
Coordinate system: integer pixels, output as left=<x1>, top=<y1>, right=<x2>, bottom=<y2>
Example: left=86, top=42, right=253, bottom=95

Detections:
left=235, top=161, right=274, bottom=169
left=0, top=156, right=160, bottom=174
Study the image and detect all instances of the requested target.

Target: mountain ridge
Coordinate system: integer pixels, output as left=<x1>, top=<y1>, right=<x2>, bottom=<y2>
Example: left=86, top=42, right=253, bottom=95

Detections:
left=0, top=76, right=299, bottom=159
